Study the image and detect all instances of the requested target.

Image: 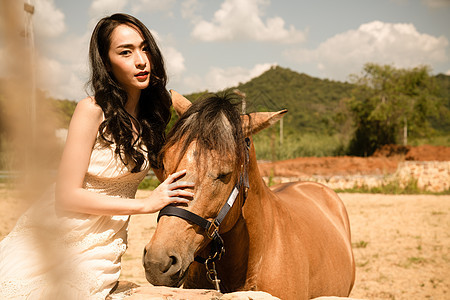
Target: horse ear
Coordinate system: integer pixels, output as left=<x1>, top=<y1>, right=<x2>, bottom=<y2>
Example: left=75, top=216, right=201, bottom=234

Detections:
left=241, top=109, right=288, bottom=137
left=170, top=90, right=192, bottom=116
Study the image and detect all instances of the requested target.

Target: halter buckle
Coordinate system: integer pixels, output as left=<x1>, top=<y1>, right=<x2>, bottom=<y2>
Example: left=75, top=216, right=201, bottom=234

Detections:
left=206, top=221, right=219, bottom=239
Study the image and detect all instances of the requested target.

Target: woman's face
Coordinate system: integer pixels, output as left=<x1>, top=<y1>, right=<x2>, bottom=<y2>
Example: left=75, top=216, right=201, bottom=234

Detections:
left=108, top=24, right=151, bottom=95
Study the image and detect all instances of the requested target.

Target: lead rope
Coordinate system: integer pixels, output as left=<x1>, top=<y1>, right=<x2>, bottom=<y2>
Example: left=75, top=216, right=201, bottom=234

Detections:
left=205, top=258, right=221, bottom=292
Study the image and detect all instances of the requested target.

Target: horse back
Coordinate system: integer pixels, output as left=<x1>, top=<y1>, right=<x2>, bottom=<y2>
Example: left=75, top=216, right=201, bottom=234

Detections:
left=271, top=181, right=351, bottom=238
left=256, top=181, right=355, bottom=298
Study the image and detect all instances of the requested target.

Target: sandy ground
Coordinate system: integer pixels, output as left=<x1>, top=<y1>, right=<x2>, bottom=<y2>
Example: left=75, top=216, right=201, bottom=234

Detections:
left=125, top=191, right=450, bottom=300
left=1, top=189, right=449, bottom=300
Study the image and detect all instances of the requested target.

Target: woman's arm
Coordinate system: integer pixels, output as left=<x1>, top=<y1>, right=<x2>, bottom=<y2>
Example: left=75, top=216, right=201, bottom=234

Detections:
left=55, top=98, right=193, bottom=215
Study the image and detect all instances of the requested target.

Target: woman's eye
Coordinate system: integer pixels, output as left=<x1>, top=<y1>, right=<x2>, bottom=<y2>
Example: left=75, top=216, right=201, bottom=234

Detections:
left=142, top=46, right=149, bottom=52
left=120, top=50, right=131, bottom=55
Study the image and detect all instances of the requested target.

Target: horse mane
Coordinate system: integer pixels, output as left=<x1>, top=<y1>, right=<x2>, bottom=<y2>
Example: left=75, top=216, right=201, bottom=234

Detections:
left=161, top=93, right=247, bottom=173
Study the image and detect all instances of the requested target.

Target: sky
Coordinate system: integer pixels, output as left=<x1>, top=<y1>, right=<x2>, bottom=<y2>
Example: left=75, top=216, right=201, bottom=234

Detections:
left=1, top=0, right=449, bottom=101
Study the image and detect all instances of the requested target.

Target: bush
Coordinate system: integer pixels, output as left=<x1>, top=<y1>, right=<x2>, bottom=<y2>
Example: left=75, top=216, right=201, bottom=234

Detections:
left=138, top=177, right=160, bottom=190
left=253, top=131, right=346, bottom=161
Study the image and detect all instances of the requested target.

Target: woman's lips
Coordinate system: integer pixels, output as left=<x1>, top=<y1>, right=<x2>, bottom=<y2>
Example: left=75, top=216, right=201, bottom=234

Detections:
left=135, top=71, right=149, bottom=80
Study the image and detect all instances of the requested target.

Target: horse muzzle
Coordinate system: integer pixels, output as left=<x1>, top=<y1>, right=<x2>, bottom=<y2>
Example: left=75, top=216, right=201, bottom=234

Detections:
left=142, top=217, right=200, bottom=287
left=142, top=243, right=192, bottom=287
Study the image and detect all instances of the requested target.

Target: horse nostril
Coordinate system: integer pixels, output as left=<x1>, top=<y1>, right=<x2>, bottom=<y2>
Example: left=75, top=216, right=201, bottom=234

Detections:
left=159, top=254, right=180, bottom=273
left=143, top=247, right=183, bottom=278
left=142, top=247, right=148, bottom=267
left=169, top=255, right=177, bottom=266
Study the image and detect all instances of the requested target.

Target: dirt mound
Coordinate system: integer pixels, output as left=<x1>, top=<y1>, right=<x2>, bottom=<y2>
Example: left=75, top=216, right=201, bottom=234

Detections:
left=258, top=156, right=399, bottom=178
left=373, top=144, right=450, bottom=161
left=372, top=144, right=410, bottom=158
left=258, top=145, right=449, bottom=177
left=405, top=144, right=450, bottom=161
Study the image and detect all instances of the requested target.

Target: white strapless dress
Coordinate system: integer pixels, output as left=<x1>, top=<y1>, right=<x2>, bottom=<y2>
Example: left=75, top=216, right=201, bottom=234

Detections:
left=0, top=139, right=149, bottom=299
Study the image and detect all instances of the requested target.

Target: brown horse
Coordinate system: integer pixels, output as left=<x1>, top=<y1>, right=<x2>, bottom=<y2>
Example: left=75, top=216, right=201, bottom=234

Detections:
left=143, top=91, right=355, bottom=300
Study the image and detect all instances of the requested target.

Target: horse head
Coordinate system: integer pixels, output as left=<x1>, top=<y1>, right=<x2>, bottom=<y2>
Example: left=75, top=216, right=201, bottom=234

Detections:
left=143, top=90, right=286, bottom=287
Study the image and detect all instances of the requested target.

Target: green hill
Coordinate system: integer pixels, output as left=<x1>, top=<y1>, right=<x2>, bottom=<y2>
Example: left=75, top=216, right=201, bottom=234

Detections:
left=186, top=66, right=355, bottom=135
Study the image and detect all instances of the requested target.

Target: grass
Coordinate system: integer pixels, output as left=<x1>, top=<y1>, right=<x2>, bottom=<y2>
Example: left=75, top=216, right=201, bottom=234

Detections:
left=253, top=132, right=346, bottom=161
left=408, top=134, right=450, bottom=147
left=252, top=131, right=450, bottom=162
left=398, top=256, right=428, bottom=268
left=352, top=240, right=369, bottom=249
left=335, top=178, right=450, bottom=195
left=356, top=260, right=370, bottom=268
left=407, top=256, right=427, bottom=264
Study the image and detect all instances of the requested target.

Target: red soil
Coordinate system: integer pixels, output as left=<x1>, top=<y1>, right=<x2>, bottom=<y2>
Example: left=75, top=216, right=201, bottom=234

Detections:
left=258, top=145, right=450, bottom=177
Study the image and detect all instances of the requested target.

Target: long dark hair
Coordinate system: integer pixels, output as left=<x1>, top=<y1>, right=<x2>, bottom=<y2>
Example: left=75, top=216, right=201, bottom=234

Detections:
left=88, top=13, right=171, bottom=172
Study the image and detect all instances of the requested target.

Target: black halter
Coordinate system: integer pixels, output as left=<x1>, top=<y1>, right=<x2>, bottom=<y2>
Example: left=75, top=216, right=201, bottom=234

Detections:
left=157, top=138, right=250, bottom=264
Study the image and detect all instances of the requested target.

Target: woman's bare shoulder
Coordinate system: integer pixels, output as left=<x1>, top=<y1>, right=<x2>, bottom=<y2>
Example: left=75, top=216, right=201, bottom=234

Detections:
left=73, top=97, right=103, bottom=122
left=76, top=97, right=102, bottom=114
left=66, top=97, right=104, bottom=134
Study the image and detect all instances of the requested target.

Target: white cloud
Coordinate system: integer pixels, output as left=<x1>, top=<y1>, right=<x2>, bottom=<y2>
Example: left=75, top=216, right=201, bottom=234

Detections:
left=147, top=29, right=186, bottom=83
left=190, top=0, right=306, bottom=44
left=31, top=28, right=90, bottom=101
left=89, top=0, right=176, bottom=21
left=181, top=0, right=201, bottom=22
left=33, top=0, right=66, bottom=38
left=179, top=63, right=276, bottom=92
left=130, top=0, right=176, bottom=14
left=163, top=46, right=186, bottom=78
left=285, top=21, right=449, bottom=81
left=421, top=0, right=450, bottom=8
left=89, top=0, right=128, bottom=18
left=36, top=55, right=86, bottom=100
left=50, top=33, right=90, bottom=63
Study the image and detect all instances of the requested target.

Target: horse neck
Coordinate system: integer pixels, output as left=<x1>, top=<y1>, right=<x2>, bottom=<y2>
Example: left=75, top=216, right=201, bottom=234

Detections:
left=216, top=141, right=275, bottom=291
left=215, top=213, right=250, bottom=292
left=242, top=140, right=274, bottom=219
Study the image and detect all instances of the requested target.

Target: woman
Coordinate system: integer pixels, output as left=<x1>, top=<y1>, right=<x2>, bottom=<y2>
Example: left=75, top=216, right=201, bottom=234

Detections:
left=0, top=13, right=193, bottom=299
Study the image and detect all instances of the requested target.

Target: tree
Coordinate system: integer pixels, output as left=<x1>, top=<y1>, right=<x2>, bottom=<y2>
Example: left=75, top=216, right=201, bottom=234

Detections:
left=347, top=63, right=440, bottom=156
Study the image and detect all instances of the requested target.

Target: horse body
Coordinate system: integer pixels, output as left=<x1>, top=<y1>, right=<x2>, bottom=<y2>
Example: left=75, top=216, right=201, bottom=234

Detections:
left=183, top=142, right=355, bottom=299
left=143, top=91, right=355, bottom=300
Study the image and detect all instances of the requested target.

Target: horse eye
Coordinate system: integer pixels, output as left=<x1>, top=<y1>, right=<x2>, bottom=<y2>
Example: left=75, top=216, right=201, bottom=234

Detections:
left=217, top=172, right=232, bottom=182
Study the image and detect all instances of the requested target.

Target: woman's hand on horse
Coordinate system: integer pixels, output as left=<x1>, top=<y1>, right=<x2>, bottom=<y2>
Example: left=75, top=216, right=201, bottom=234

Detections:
left=143, top=170, right=194, bottom=213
